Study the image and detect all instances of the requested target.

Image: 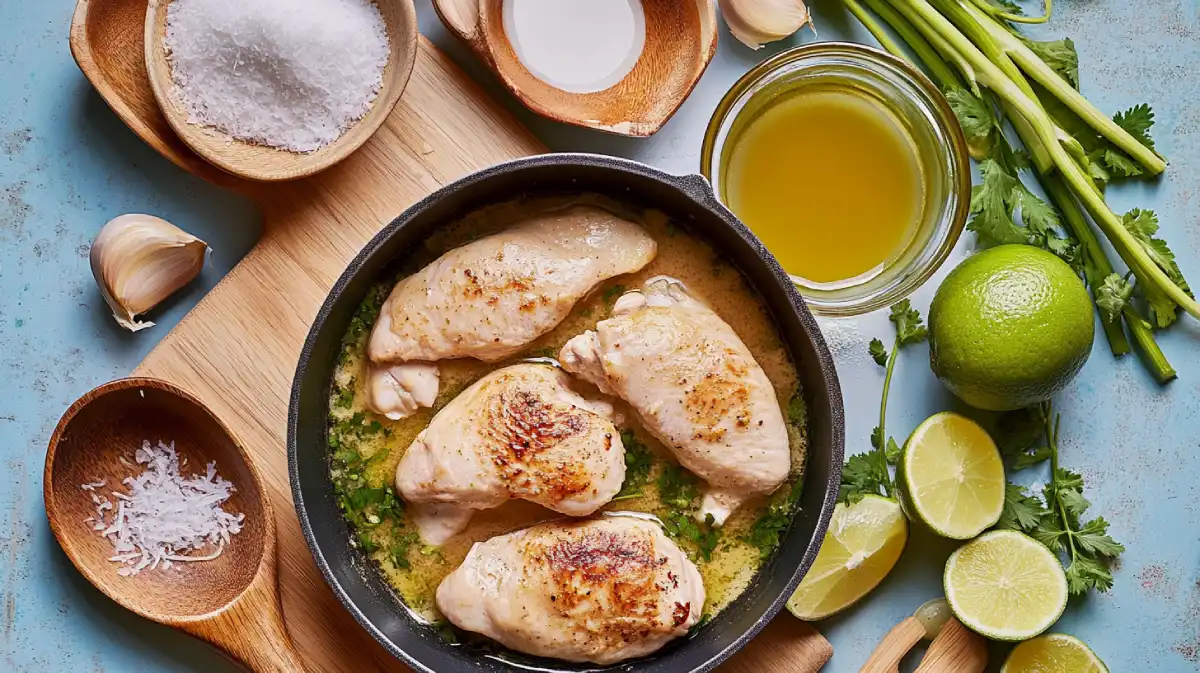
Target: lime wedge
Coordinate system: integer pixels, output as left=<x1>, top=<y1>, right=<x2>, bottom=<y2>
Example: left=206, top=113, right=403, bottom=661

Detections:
left=787, top=495, right=907, bottom=620
left=899, top=412, right=1005, bottom=539
left=944, top=530, right=1067, bottom=641
left=1002, top=634, right=1109, bottom=672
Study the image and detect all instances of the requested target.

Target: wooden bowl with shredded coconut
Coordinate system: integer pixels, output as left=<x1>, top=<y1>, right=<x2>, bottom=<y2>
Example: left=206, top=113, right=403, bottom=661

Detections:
left=44, top=377, right=306, bottom=670
left=144, top=0, right=419, bottom=182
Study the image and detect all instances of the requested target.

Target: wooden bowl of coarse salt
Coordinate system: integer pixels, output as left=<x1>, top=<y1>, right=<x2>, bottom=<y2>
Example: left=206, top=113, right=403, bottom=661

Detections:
left=145, top=0, right=418, bottom=182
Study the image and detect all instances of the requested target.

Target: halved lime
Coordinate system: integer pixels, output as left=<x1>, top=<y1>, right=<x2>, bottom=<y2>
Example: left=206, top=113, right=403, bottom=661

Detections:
left=900, top=412, right=1005, bottom=539
left=944, top=530, right=1067, bottom=641
left=786, top=495, right=908, bottom=620
left=1002, top=633, right=1108, bottom=672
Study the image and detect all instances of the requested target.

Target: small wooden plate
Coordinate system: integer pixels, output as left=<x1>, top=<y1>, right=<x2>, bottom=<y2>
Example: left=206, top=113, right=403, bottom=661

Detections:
left=143, top=0, right=419, bottom=182
left=433, top=0, right=717, bottom=137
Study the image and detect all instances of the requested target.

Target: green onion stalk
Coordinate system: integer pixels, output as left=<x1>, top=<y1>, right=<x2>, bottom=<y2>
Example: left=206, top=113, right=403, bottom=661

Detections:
left=844, top=0, right=1181, bottom=382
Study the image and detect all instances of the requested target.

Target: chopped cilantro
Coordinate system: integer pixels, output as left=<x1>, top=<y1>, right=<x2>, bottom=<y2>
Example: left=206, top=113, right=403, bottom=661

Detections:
left=612, top=430, right=654, bottom=501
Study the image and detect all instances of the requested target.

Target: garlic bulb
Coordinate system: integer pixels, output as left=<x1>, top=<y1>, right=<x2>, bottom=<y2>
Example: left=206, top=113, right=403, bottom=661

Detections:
left=720, top=0, right=812, bottom=50
left=90, top=214, right=209, bottom=332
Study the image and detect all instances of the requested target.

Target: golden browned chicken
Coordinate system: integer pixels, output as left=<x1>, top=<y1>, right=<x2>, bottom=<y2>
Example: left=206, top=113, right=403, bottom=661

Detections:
left=559, top=277, right=790, bottom=525
left=436, top=516, right=705, bottom=664
left=395, top=363, right=626, bottom=545
left=365, top=205, right=657, bottom=419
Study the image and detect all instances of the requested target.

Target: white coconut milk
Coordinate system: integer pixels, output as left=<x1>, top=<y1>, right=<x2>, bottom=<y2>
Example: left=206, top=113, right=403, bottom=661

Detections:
left=503, top=0, right=646, bottom=94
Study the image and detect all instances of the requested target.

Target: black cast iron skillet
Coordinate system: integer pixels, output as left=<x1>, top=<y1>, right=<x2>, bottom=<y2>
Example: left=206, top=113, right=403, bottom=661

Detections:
left=289, top=153, right=845, bottom=673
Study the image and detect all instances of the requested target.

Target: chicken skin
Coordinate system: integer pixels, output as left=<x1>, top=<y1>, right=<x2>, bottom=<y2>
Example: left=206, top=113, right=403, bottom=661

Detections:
left=436, top=516, right=705, bottom=664
left=559, top=277, right=790, bottom=525
left=395, top=363, right=626, bottom=545
left=365, top=205, right=656, bottom=419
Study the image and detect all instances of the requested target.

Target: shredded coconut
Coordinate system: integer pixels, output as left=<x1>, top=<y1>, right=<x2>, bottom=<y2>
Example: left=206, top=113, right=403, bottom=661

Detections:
left=83, top=441, right=244, bottom=576
left=164, top=0, right=390, bottom=152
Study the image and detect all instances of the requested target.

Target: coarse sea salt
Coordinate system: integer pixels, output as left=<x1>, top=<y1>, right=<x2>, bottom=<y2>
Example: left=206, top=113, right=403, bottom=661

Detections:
left=83, top=441, right=244, bottom=576
left=164, top=0, right=390, bottom=153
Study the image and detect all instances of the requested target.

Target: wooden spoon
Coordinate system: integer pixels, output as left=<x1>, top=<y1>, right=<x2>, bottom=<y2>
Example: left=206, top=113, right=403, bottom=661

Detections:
left=142, top=0, right=419, bottom=182
left=44, top=378, right=305, bottom=673
left=432, top=0, right=718, bottom=137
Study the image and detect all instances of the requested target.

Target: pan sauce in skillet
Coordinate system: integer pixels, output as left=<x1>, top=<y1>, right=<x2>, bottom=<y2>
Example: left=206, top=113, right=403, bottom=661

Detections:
left=325, top=195, right=807, bottom=625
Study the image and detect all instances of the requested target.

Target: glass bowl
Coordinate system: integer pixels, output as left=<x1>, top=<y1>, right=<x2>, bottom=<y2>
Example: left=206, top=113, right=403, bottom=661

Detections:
left=701, top=42, right=970, bottom=316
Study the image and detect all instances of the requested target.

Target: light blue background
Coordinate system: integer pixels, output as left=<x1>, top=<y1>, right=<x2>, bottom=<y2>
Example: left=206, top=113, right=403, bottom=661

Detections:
left=1, top=0, right=1197, bottom=670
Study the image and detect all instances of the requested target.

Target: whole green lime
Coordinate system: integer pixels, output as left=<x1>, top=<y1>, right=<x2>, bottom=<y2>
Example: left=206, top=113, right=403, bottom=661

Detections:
left=929, top=245, right=1094, bottom=411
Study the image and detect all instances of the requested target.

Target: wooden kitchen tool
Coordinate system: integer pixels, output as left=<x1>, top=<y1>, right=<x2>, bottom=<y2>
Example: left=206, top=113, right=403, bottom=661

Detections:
left=861, top=614, right=987, bottom=673
left=860, top=616, right=927, bottom=672
left=69, top=0, right=829, bottom=670
left=44, top=378, right=305, bottom=673
left=432, top=0, right=718, bottom=136
left=914, top=618, right=986, bottom=672
left=143, top=0, right=419, bottom=182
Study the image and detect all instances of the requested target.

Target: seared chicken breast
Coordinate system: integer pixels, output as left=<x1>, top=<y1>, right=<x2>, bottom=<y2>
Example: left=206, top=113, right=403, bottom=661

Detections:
left=396, top=363, right=626, bottom=545
left=437, top=517, right=705, bottom=664
left=559, top=277, right=790, bottom=525
left=365, top=205, right=656, bottom=419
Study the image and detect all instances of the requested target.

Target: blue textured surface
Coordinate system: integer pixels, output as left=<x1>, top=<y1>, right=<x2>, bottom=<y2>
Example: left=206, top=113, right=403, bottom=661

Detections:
left=1, top=0, right=1198, bottom=671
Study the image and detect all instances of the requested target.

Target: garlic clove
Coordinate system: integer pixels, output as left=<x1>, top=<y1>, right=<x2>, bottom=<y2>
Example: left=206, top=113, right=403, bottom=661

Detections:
left=90, top=214, right=210, bottom=332
left=719, top=0, right=812, bottom=50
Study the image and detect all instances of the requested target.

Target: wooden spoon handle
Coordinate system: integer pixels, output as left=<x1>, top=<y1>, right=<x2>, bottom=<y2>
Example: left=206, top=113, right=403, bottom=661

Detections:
left=860, top=617, right=926, bottom=673
left=722, top=619, right=832, bottom=672
left=183, top=575, right=306, bottom=673
left=432, top=0, right=482, bottom=44
left=914, top=617, right=986, bottom=673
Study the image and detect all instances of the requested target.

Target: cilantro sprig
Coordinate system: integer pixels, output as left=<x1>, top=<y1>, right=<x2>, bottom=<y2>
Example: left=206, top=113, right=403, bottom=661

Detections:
left=656, top=464, right=720, bottom=561
left=841, top=301, right=928, bottom=504
left=996, top=402, right=1125, bottom=595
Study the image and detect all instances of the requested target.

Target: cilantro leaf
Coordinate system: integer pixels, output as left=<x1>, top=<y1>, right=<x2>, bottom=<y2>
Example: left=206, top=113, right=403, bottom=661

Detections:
left=889, top=300, right=928, bottom=345
left=997, top=483, right=1047, bottom=532
left=1023, top=37, right=1079, bottom=89
left=745, top=481, right=802, bottom=560
left=1074, top=517, right=1125, bottom=557
left=869, top=338, right=889, bottom=367
left=1122, top=209, right=1191, bottom=294
left=969, top=159, right=1030, bottom=246
left=1095, top=273, right=1133, bottom=323
left=1103, top=148, right=1143, bottom=178
left=1113, top=104, right=1156, bottom=150
left=613, top=429, right=654, bottom=500
left=656, top=464, right=721, bottom=561
left=1119, top=209, right=1191, bottom=328
left=839, top=452, right=889, bottom=504
left=1066, top=554, right=1116, bottom=595
left=944, top=86, right=999, bottom=159
left=885, top=438, right=902, bottom=466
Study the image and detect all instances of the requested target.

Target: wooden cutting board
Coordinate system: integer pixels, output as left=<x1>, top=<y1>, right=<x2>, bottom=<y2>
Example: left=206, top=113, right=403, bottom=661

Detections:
left=75, top=0, right=832, bottom=668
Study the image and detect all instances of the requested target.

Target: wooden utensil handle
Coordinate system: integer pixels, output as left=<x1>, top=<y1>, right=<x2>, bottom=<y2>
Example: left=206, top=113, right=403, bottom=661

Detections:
left=860, top=617, right=926, bottom=673
left=183, top=581, right=307, bottom=673
left=721, top=619, right=832, bottom=673
left=432, top=0, right=481, bottom=43
left=913, top=617, right=986, bottom=673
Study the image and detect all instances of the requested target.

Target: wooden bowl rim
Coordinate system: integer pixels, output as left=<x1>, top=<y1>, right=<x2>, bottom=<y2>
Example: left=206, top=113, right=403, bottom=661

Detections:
left=142, top=0, right=419, bottom=182
left=43, top=376, right=275, bottom=624
left=473, top=0, right=718, bottom=137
